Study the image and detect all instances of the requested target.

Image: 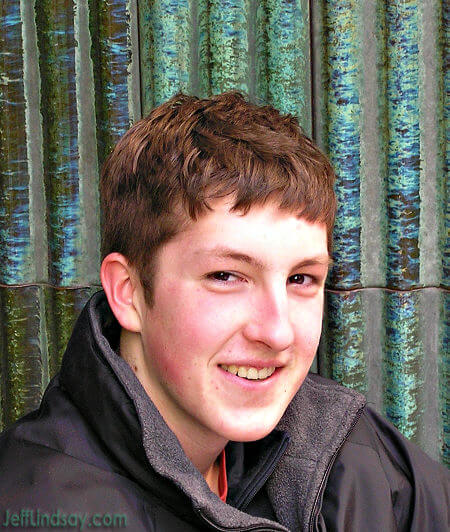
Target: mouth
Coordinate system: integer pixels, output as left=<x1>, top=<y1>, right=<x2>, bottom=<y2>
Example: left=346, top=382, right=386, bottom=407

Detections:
left=220, top=364, right=276, bottom=381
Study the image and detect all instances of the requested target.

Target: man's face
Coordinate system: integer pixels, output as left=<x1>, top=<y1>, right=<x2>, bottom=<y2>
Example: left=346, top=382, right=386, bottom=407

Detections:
left=134, top=199, right=329, bottom=443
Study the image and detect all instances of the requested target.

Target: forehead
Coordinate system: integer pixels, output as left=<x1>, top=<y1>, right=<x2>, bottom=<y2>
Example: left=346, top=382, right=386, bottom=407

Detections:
left=161, top=199, right=329, bottom=269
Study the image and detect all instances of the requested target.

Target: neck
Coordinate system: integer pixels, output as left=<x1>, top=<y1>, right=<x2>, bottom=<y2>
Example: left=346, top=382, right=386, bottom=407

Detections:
left=120, top=328, right=226, bottom=493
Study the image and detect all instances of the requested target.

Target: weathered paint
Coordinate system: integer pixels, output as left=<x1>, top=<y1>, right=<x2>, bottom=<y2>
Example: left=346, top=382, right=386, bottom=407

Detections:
left=209, top=0, right=249, bottom=94
left=0, top=285, right=99, bottom=431
left=359, top=0, right=387, bottom=288
left=441, top=0, right=450, bottom=467
left=88, top=0, right=132, bottom=165
left=75, top=0, right=101, bottom=284
left=44, top=286, right=100, bottom=378
left=385, top=0, right=421, bottom=289
left=255, top=0, right=311, bottom=132
left=0, top=287, right=44, bottom=429
left=418, top=0, right=443, bottom=287
left=139, top=0, right=191, bottom=114
left=0, top=1, right=31, bottom=284
left=319, top=291, right=366, bottom=394
left=21, top=0, right=48, bottom=284
left=383, top=291, right=423, bottom=441
left=323, top=0, right=362, bottom=289
left=35, top=0, right=81, bottom=285
left=441, top=291, right=449, bottom=466
left=443, top=0, right=449, bottom=290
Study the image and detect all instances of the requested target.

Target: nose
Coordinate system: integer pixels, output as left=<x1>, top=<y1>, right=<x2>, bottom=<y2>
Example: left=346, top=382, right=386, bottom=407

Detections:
left=242, top=287, right=295, bottom=352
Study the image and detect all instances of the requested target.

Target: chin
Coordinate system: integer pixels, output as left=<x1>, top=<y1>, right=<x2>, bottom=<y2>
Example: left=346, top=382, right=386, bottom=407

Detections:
left=218, top=414, right=282, bottom=442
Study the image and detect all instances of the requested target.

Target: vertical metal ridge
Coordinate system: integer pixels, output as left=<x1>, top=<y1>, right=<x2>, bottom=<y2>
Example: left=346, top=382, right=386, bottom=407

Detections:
left=198, top=0, right=212, bottom=97
left=0, top=0, right=31, bottom=285
left=209, top=0, right=249, bottom=94
left=0, top=287, right=44, bottom=427
left=20, top=0, right=47, bottom=284
left=310, top=0, right=326, bottom=148
left=323, top=0, right=362, bottom=290
left=441, top=0, right=450, bottom=467
left=418, top=0, right=442, bottom=287
left=254, top=0, right=269, bottom=105
left=128, top=0, right=142, bottom=122
left=45, top=287, right=98, bottom=378
left=75, top=0, right=100, bottom=285
left=440, top=292, right=449, bottom=466
left=37, top=286, right=49, bottom=395
left=418, top=288, right=442, bottom=461
left=246, top=0, right=257, bottom=101
left=443, top=0, right=450, bottom=290
left=0, top=289, right=5, bottom=430
left=35, top=0, right=81, bottom=286
left=383, top=291, right=423, bottom=441
left=189, top=0, right=200, bottom=97
left=88, top=0, right=133, bottom=164
left=137, top=0, right=154, bottom=114
left=385, top=0, right=421, bottom=289
left=362, top=288, right=384, bottom=413
left=360, top=0, right=386, bottom=287
left=258, top=0, right=311, bottom=132
left=328, top=292, right=366, bottom=393
left=139, top=0, right=191, bottom=114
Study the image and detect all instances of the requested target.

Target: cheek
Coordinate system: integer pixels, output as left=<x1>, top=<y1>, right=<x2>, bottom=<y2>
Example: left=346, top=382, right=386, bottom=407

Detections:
left=294, top=301, right=324, bottom=350
left=177, top=287, right=243, bottom=335
left=148, top=291, right=243, bottom=371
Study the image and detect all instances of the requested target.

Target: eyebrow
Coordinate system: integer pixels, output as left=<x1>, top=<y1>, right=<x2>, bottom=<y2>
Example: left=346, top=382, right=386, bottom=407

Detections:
left=194, top=246, right=333, bottom=271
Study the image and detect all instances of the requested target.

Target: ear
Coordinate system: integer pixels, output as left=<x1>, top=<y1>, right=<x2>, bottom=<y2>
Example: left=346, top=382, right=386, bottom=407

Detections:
left=100, top=253, right=143, bottom=333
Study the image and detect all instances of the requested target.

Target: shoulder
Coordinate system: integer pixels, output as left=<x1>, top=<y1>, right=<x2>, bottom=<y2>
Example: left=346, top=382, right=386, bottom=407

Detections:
left=0, top=431, right=158, bottom=530
left=0, top=382, right=155, bottom=530
left=323, top=405, right=450, bottom=531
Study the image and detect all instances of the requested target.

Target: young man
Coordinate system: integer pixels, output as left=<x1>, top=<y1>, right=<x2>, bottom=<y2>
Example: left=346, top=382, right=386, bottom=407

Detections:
left=0, top=93, right=448, bottom=531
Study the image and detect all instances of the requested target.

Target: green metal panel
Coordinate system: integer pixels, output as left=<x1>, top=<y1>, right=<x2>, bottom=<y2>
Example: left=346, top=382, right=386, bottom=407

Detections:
left=314, top=0, right=448, bottom=465
left=319, top=291, right=366, bottom=393
left=0, top=287, right=44, bottom=428
left=139, top=0, right=191, bottom=112
left=139, top=0, right=311, bottom=129
left=0, top=0, right=137, bottom=430
left=0, top=0, right=32, bottom=285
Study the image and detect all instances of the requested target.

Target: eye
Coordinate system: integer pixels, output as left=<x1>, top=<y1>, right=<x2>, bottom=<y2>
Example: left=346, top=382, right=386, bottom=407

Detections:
left=288, top=273, right=313, bottom=286
left=207, top=271, right=240, bottom=283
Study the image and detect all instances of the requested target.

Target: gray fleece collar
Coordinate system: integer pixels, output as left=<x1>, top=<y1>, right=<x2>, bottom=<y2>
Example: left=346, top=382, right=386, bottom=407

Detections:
left=266, top=376, right=366, bottom=531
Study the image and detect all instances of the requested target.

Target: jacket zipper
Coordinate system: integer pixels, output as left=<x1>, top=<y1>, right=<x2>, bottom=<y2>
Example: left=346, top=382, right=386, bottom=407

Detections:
left=307, top=405, right=365, bottom=532
left=237, top=435, right=290, bottom=511
left=195, top=508, right=287, bottom=532
left=195, top=434, right=290, bottom=531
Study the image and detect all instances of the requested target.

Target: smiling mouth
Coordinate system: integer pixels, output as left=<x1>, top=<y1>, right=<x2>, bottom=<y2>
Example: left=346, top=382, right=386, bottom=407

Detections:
left=220, top=364, right=276, bottom=380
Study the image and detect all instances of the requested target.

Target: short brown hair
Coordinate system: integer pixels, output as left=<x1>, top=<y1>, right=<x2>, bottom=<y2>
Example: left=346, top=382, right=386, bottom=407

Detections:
left=100, top=92, right=336, bottom=304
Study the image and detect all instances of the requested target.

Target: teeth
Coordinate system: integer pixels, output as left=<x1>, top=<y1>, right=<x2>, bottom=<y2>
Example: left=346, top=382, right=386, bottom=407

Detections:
left=258, top=367, right=269, bottom=379
left=228, top=365, right=238, bottom=375
left=237, top=366, right=248, bottom=378
left=247, top=368, right=258, bottom=380
left=221, top=364, right=276, bottom=380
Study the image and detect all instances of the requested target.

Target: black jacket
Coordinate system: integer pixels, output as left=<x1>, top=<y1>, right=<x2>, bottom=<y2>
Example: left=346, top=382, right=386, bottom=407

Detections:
left=0, top=292, right=448, bottom=531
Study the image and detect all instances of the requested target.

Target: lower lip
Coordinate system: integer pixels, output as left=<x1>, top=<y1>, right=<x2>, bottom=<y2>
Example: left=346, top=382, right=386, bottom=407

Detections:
left=218, top=366, right=281, bottom=389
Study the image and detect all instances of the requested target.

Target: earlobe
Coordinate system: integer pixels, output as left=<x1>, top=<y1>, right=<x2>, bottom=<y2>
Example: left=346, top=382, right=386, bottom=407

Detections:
left=100, top=253, right=142, bottom=333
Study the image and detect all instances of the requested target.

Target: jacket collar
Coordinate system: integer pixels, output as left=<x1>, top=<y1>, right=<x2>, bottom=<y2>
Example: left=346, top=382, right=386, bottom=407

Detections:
left=60, top=291, right=366, bottom=531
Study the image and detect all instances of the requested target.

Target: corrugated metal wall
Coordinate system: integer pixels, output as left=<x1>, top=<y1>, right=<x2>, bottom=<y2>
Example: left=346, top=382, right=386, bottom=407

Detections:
left=0, top=0, right=140, bottom=427
left=0, top=0, right=448, bottom=467
left=313, top=0, right=448, bottom=466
